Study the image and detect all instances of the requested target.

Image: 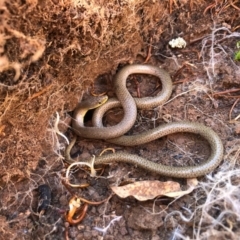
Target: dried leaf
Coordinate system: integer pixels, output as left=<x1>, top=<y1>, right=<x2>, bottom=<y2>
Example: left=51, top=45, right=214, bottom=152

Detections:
left=111, top=179, right=198, bottom=201
left=111, top=180, right=180, bottom=201
left=165, top=178, right=198, bottom=198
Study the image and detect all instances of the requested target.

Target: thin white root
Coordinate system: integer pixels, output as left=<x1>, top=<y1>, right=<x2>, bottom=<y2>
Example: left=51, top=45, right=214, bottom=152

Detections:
left=54, top=112, right=69, bottom=145
left=94, top=216, right=122, bottom=234
left=65, top=155, right=97, bottom=187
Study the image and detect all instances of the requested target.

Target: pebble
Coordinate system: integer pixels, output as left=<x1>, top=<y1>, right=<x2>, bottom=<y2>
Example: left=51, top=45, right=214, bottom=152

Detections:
left=59, top=195, right=68, bottom=206
left=83, top=230, right=92, bottom=240
left=234, top=124, right=240, bottom=134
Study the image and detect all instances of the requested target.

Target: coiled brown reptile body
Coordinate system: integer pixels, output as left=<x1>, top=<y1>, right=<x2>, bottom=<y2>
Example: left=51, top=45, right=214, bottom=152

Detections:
left=72, top=64, right=172, bottom=139
left=70, top=64, right=223, bottom=178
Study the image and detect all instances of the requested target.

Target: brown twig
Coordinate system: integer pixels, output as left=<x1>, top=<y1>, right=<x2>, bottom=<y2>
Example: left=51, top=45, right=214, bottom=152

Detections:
left=132, top=76, right=141, bottom=98
left=218, top=95, right=240, bottom=98
left=65, top=222, right=70, bottom=240
left=173, top=63, right=194, bottom=80
left=229, top=98, right=240, bottom=121
left=217, top=2, right=230, bottom=15
left=189, top=36, right=206, bottom=45
left=25, top=84, right=53, bottom=103
left=172, top=65, right=187, bottom=79
left=90, top=85, right=107, bottom=97
left=0, top=125, right=6, bottom=136
left=173, top=78, right=192, bottom=85
left=233, top=25, right=240, bottom=31
left=203, top=0, right=238, bottom=15
left=169, top=0, right=173, bottom=14
left=189, top=0, right=193, bottom=12
left=230, top=0, right=240, bottom=11
left=77, top=195, right=108, bottom=205
left=169, top=0, right=178, bottom=14
left=203, top=2, right=216, bottom=15
left=14, top=84, right=53, bottom=110
left=62, top=180, right=76, bottom=196
left=213, top=88, right=240, bottom=97
left=143, top=37, right=153, bottom=63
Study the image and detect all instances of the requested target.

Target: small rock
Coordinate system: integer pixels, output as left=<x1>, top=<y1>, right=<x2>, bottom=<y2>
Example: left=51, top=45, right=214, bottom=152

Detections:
left=92, top=230, right=99, bottom=237
left=235, top=124, right=240, bottom=134
left=83, top=230, right=92, bottom=240
left=151, top=233, right=161, bottom=240
left=59, top=195, right=68, bottom=206
left=91, top=206, right=96, bottom=214
left=81, top=151, right=91, bottom=159
left=76, top=233, right=84, bottom=240
left=204, top=118, right=215, bottom=127
left=119, top=226, right=128, bottom=235
left=128, top=206, right=164, bottom=230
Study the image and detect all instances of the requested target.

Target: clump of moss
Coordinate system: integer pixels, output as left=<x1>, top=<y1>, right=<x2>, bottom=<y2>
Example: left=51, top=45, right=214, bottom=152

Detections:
left=234, top=41, right=240, bottom=61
